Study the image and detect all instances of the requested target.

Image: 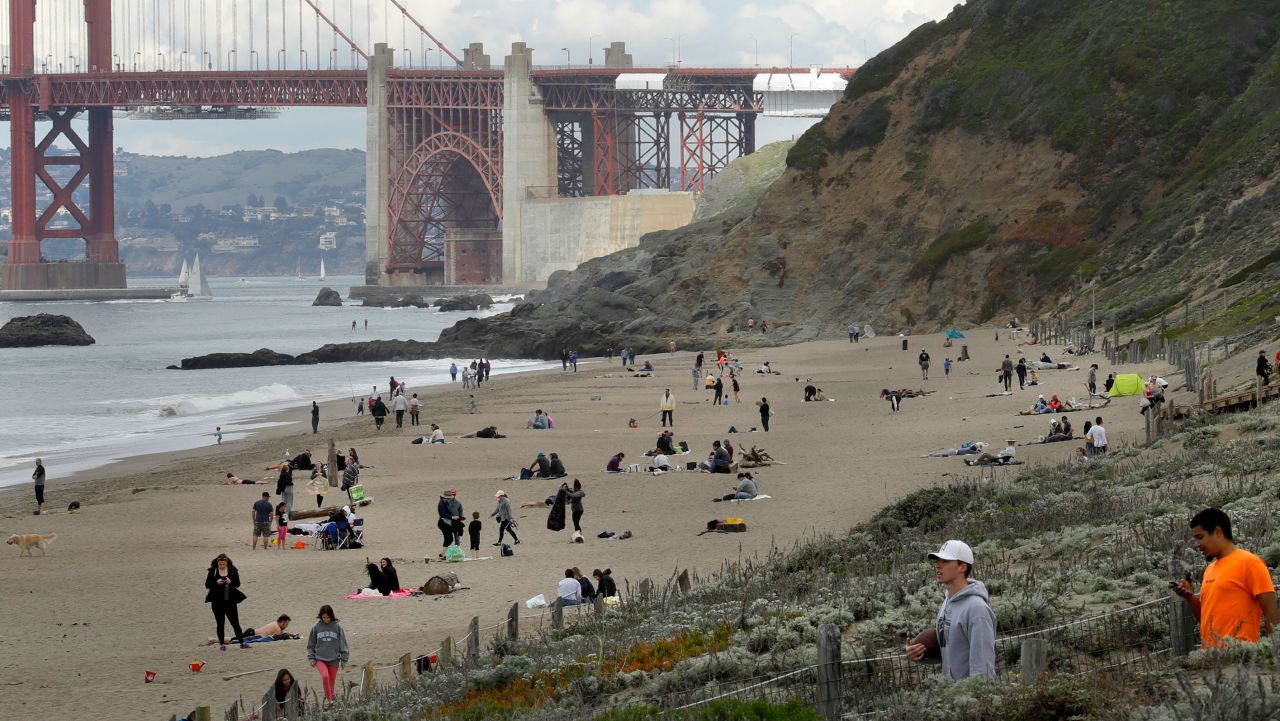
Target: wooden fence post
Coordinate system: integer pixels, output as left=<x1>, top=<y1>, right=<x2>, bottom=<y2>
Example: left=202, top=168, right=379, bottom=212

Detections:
left=362, top=661, right=375, bottom=698
left=440, top=636, right=454, bottom=667
left=677, top=568, right=691, bottom=595
left=815, top=624, right=842, bottom=721
left=193, top=707, right=212, bottom=721
left=507, top=602, right=519, bottom=642
left=1019, top=638, right=1048, bottom=683
left=466, top=616, right=480, bottom=666
left=399, top=653, right=414, bottom=682
left=225, top=700, right=239, bottom=721
left=1170, top=598, right=1196, bottom=657
left=551, top=598, right=564, bottom=630
left=593, top=594, right=606, bottom=619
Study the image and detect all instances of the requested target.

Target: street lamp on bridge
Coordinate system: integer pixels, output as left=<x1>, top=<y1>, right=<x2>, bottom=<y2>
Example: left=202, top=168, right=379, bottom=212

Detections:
left=789, top=33, right=799, bottom=68
left=748, top=35, right=758, bottom=66
left=588, top=35, right=597, bottom=65
left=664, top=35, right=683, bottom=66
left=561, top=47, right=570, bottom=66
left=227, top=49, right=237, bottom=71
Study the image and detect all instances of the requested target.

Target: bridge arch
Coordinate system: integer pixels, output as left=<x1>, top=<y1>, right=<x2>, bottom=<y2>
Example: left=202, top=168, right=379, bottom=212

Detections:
left=385, top=131, right=502, bottom=278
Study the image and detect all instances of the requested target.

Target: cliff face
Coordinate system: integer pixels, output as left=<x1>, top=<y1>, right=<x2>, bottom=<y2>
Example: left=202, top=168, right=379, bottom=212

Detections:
left=482, top=0, right=1280, bottom=348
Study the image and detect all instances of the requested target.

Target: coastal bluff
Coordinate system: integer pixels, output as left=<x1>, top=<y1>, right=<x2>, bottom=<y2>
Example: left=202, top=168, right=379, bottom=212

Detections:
left=0, top=314, right=95, bottom=347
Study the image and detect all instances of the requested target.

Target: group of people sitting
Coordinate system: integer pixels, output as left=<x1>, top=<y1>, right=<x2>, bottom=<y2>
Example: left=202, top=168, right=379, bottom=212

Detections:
left=802, top=384, right=830, bottom=402
left=524, top=451, right=567, bottom=479
left=1022, top=394, right=1067, bottom=415
left=555, top=567, right=619, bottom=606
left=1029, top=415, right=1075, bottom=444
left=526, top=409, right=555, bottom=430
left=964, top=439, right=1019, bottom=466
left=358, top=558, right=403, bottom=596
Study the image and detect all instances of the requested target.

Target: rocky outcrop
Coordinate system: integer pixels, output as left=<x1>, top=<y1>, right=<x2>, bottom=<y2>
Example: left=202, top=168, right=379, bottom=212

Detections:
left=361, top=293, right=431, bottom=308
left=177, top=347, right=306, bottom=370
left=312, top=287, right=343, bottom=306
left=434, top=293, right=494, bottom=312
left=0, top=314, right=96, bottom=347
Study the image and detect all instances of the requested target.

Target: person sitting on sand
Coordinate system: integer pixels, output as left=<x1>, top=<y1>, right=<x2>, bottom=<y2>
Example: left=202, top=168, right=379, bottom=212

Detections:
left=703, top=441, right=731, bottom=473
left=655, top=430, right=676, bottom=456
left=1047, top=395, right=1063, bottom=412
left=463, top=425, right=506, bottom=439
left=1040, top=352, right=1053, bottom=364
left=756, top=362, right=775, bottom=375
left=363, top=561, right=394, bottom=596
left=528, top=452, right=552, bottom=478
left=651, top=452, right=671, bottom=472
left=203, top=614, right=291, bottom=644
left=593, top=568, right=618, bottom=598
left=429, top=424, right=445, bottom=444
left=527, top=409, right=550, bottom=430
left=965, top=439, right=1018, bottom=465
left=628, top=418, right=639, bottom=429
left=547, top=452, right=567, bottom=478
left=1027, top=370, right=1040, bottom=386
left=379, top=558, right=400, bottom=591
left=804, top=384, right=817, bottom=402
left=606, top=452, right=625, bottom=473
left=721, top=472, right=759, bottom=500
left=557, top=568, right=583, bottom=606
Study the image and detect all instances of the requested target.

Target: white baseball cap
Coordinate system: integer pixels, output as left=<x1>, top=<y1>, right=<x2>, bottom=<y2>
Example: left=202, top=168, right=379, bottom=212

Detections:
left=928, top=540, right=974, bottom=565
left=495, top=490, right=507, bottom=498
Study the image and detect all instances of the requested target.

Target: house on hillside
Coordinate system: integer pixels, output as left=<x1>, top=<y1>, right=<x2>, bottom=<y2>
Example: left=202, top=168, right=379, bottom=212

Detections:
left=318, top=231, right=337, bottom=250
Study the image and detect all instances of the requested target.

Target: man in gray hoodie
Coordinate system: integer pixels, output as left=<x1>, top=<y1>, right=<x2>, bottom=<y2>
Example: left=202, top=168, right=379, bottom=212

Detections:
left=906, top=539, right=997, bottom=680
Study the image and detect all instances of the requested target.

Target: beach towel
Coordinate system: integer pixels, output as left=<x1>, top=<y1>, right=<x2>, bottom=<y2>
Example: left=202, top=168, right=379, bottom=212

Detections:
left=462, top=556, right=494, bottom=562
left=729, top=494, right=772, bottom=503
left=344, top=589, right=416, bottom=599
left=969, top=460, right=1025, bottom=467
left=547, top=488, right=567, bottom=532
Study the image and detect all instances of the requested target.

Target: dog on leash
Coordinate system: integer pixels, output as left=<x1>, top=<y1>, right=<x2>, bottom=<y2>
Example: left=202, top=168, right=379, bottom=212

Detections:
left=5, top=533, right=57, bottom=556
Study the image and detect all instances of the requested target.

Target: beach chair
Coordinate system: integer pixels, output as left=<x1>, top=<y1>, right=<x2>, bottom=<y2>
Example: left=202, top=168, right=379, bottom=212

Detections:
left=347, top=518, right=366, bottom=547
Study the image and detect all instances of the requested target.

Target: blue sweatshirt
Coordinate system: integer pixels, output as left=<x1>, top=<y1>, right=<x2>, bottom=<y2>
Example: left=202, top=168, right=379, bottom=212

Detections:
left=935, top=579, right=997, bottom=680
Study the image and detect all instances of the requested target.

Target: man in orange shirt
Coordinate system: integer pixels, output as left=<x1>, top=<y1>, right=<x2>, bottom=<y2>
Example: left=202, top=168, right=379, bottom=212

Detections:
left=1172, top=508, right=1278, bottom=647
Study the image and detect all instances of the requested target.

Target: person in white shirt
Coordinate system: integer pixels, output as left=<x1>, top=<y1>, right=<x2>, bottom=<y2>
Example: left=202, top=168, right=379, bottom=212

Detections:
left=1086, top=417, right=1108, bottom=455
left=429, top=423, right=445, bottom=444
left=651, top=453, right=671, bottom=471
left=391, top=393, right=410, bottom=428
left=556, top=568, right=582, bottom=606
left=659, top=390, right=675, bottom=428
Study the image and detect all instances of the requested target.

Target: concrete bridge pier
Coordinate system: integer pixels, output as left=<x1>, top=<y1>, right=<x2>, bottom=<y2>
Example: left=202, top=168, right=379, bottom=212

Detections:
left=501, top=42, right=557, bottom=285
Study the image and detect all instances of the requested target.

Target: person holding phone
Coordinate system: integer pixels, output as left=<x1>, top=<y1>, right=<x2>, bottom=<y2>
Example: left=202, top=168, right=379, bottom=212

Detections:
left=1171, top=508, right=1278, bottom=648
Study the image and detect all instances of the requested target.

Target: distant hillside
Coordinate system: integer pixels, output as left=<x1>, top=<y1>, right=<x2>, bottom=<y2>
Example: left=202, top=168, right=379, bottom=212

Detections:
left=464, top=0, right=1280, bottom=354
left=115, top=148, right=365, bottom=212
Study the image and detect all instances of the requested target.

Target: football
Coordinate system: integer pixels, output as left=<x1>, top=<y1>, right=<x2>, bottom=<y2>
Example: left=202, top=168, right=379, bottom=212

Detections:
left=911, top=628, right=941, bottom=659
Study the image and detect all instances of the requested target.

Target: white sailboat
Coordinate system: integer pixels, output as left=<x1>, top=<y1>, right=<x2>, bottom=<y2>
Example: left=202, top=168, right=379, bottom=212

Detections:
left=319, top=258, right=326, bottom=280
left=189, top=253, right=213, bottom=300
left=170, top=254, right=213, bottom=301
left=295, top=259, right=305, bottom=280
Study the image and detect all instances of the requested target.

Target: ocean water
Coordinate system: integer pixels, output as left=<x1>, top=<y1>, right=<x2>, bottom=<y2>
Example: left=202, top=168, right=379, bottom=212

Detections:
left=0, top=276, right=549, bottom=488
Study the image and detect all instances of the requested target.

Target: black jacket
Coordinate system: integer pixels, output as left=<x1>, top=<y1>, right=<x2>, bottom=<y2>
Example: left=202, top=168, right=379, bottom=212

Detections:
left=275, top=467, right=293, bottom=495
left=204, top=567, right=247, bottom=605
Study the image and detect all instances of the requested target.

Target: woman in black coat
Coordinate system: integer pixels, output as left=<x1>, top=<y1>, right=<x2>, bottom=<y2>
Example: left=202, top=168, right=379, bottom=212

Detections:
left=204, top=553, right=248, bottom=649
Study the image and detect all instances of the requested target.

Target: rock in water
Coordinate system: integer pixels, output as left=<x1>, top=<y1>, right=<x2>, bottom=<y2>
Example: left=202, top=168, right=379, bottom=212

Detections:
left=179, top=347, right=301, bottom=370
left=434, top=293, right=494, bottom=312
left=313, top=287, right=343, bottom=306
left=0, top=314, right=95, bottom=347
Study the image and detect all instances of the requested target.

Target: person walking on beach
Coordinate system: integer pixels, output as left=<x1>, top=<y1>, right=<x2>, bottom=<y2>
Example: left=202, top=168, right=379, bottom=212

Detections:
left=310, top=402, right=320, bottom=434
left=1171, top=508, right=1278, bottom=648
left=409, top=393, right=421, bottom=426
left=275, top=464, right=295, bottom=516
left=392, top=392, right=409, bottom=428
left=251, top=492, right=274, bottom=550
left=561, top=348, right=570, bottom=371
left=363, top=319, right=367, bottom=330
left=660, top=389, right=675, bottom=427
left=215, top=427, right=223, bottom=445
left=307, top=604, right=349, bottom=704
left=919, top=350, right=931, bottom=381
left=731, top=372, right=741, bottom=403
left=204, top=553, right=248, bottom=650
left=483, top=358, right=491, bottom=382
left=1015, top=357, right=1028, bottom=390
left=467, top=394, right=478, bottom=414
left=757, top=397, right=771, bottom=432
left=1000, top=355, right=1013, bottom=392
left=371, top=397, right=388, bottom=430
left=1088, top=364, right=1099, bottom=397
left=906, top=540, right=996, bottom=680
left=849, top=322, right=859, bottom=343
left=449, top=362, right=458, bottom=382
left=351, top=320, right=357, bottom=332
left=944, top=357, right=952, bottom=379
left=713, top=375, right=724, bottom=406
left=1258, top=350, right=1272, bottom=386
left=32, top=458, right=46, bottom=514
left=490, top=490, right=520, bottom=546
left=355, top=398, right=364, bottom=416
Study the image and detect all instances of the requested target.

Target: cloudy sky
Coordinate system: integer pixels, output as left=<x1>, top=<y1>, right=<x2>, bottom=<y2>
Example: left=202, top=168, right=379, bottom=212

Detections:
left=12, top=0, right=957, bottom=156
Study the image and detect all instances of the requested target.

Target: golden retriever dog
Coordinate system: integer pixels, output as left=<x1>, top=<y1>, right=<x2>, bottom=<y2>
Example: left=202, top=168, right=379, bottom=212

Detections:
left=5, top=532, right=57, bottom=556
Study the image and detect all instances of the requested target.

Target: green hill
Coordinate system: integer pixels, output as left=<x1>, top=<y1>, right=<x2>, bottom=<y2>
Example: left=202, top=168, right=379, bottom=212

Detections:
left=115, top=147, right=365, bottom=212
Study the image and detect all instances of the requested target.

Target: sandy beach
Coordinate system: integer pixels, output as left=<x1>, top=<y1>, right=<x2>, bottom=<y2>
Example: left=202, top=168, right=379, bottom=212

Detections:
left=0, top=329, right=1172, bottom=720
